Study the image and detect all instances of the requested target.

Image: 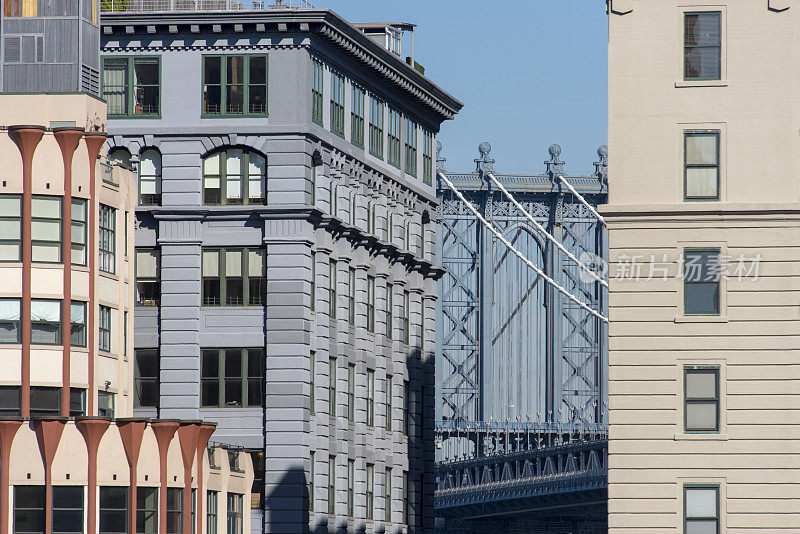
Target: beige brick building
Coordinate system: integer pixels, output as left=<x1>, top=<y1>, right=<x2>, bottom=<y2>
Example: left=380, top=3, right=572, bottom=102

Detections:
left=605, top=0, right=800, bottom=532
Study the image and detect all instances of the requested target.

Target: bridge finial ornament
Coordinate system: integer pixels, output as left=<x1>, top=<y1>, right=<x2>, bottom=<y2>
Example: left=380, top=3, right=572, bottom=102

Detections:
left=594, top=144, right=608, bottom=184
left=545, top=143, right=565, bottom=178
left=436, top=140, right=446, bottom=172
left=475, top=141, right=495, bottom=173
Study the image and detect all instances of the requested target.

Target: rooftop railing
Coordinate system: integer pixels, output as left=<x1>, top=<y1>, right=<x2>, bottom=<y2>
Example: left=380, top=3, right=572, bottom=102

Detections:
left=100, top=0, right=315, bottom=13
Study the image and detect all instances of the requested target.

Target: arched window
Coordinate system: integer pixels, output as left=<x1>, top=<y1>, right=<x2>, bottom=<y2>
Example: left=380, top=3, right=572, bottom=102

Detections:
left=139, top=148, right=161, bottom=206
left=203, top=147, right=266, bottom=206
left=107, top=147, right=131, bottom=168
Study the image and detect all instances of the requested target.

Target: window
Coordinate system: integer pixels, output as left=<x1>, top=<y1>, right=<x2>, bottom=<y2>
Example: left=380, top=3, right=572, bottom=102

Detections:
left=351, top=85, right=365, bottom=147
left=29, top=386, right=59, bottom=416
left=328, top=260, right=337, bottom=318
left=685, top=367, right=719, bottom=432
left=202, top=148, right=266, bottom=206
left=346, top=459, right=354, bottom=517
left=329, top=182, right=338, bottom=216
left=71, top=199, right=87, bottom=266
left=52, top=486, right=82, bottom=534
left=403, top=380, right=410, bottom=436
left=0, top=195, right=21, bottom=262
left=366, top=276, right=375, bottom=332
left=31, top=299, right=61, bottom=345
left=98, top=391, right=115, bottom=418
left=123, top=311, right=127, bottom=357
left=139, top=149, right=162, bottom=206
left=369, top=97, right=384, bottom=159
left=99, top=487, right=128, bottom=534
left=103, top=56, right=160, bottom=117
left=347, top=268, right=356, bottom=326
left=136, top=249, right=160, bottom=306
left=684, top=12, right=721, bottom=81
left=134, top=349, right=159, bottom=408
left=166, top=488, right=182, bottom=534
left=203, top=55, right=268, bottom=116
left=137, top=487, right=158, bottom=534
left=684, top=249, right=720, bottom=315
left=402, top=471, right=409, bottom=525
left=311, top=252, right=316, bottom=312
left=684, top=131, right=719, bottom=200
left=31, top=196, right=61, bottom=263
left=329, top=358, right=336, bottom=417
left=386, top=375, right=393, bottom=431
left=14, top=486, right=45, bottom=534
left=0, top=298, right=21, bottom=343
left=99, top=305, right=111, bottom=352
left=99, top=204, right=116, bottom=274
left=0, top=386, right=21, bottom=416
left=310, top=158, right=318, bottom=206
left=365, top=463, right=374, bottom=520
left=423, top=130, right=433, bottom=185
left=201, top=348, right=265, bottom=408
left=228, top=450, right=240, bottom=471
left=202, top=248, right=265, bottom=306
left=384, top=468, right=391, bottom=522
left=226, top=494, right=242, bottom=534
left=206, top=491, right=218, bottom=534
left=684, top=486, right=719, bottom=534
left=327, top=455, right=336, bottom=515
left=401, top=291, right=410, bottom=344
left=386, top=286, right=393, bottom=339
left=366, top=369, right=375, bottom=427
left=330, top=71, right=345, bottom=136
left=349, top=194, right=357, bottom=226
left=405, top=118, right=417, bottom=176
left=387, top=108, right=401, bottom=168
left=69, top=388, right=86, bottom=416
left=309, top=452, right=315, bottom=512
left=310, top=351, right=316, bottom=415
left=312, top=58, right=324, bottom=125
left=347, top=364, right=355, bottom=423
left=249, top=450, right=265, bottom=509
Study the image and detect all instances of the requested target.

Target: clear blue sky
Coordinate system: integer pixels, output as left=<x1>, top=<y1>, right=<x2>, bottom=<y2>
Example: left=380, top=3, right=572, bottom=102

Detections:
left=331, top=0, right=609, bottom=175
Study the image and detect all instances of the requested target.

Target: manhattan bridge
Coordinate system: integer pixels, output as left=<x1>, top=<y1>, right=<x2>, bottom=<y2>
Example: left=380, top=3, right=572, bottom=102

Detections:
left=434, top=142, right=609, bottom=534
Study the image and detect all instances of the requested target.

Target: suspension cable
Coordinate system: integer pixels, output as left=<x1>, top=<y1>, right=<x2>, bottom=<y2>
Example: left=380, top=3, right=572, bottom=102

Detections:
left=487, top=172, right=608, bottom=288
left=557, top=174, right=606, bottom=226
left=438, top=172, right=608, bottom=323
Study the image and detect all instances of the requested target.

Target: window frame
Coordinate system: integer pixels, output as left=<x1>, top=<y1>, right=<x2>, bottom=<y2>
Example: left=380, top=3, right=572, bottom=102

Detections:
left=351, top=84, right=365, bottom=148
left=312, top=58, right=324, bottom=126
left=206, top=491, right=218, bottom=534
left=98, top=305, right=112, bottom=353
left=684, top=130, right=720, bottom=201
left=0, top=298, right=21, bottom=344
left=683, top=484, right=720, bottom=534
left=98, top=390, right=115, bottom=418
left=683, top=11, right=722, bottom=82
left=329, top=357, right=336, bottom=418
left=366, top=463, right=374, bottom=520
left=201, top=54, right=269, bottom=118
left=29, top=386, right=60, bottom=417
left=134, top=348, right=160, bottom=409
left=14, top=485, right=45, bottom=534
left=70, top=198, right=87, bottom=266
left=423, top=129, right=433, bottom=185
left=405, top=117, right=417, bottom=177
left=327, top=455, right=336, bottom=515
left=102, top=55, right=162, bottom=119
left=202, top=148, right=267, bottom=206
left=0, top=386, right=21, bottom=417
left=366, top=275, right=375, bottom=332
left=137, top=486, right=158, bottom=534
left=346, top=459, right=354, bottom=517
left=0, top=195, right=22, bottom=263
left=328, top=259, right=337, bottom=319
left=135, top=248, right=160, bottom=306
left=52, top=485, right=83, bottom=534
left=201, top=247, right=265, bottom=307
left=138, top=148, right=162, bottom=206
left=31, top=195, right=62, bottom=264
left=70, top=300, right=87, bottom=348
left=684, top=366, right=720, bottom=433
left=347, top=267, right=356, bottom=326
left=683, top=248, right=721, bottom=316
left=369, top=96, right=384, bottom=159
left=200, top=348, right=265, bottom=409
left=330, top=70, right=345, bottom=137
left=166, top=488, right=182, bottom=534
left=347, top=364, right=355, bottom=423
left=386, top=285, right=393, bottom=339
left=387, top=107, right=401, bottom=168
left=99, top=486, right=128, bottom=534
left=366, top=369, right=375, bottom=427
left=226, top=493, right=243, bottom=534
left=30, top=298, right=61, bottom=346
left=384, top=467, right=391, bottom=523
left=98, top=204, right=116, bottom=274
left=386, top=374, right=393, bottom=431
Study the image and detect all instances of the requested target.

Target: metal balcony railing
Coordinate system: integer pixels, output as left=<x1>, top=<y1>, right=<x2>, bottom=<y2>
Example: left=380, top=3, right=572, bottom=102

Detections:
left=100, top=0, right=315, bottom=12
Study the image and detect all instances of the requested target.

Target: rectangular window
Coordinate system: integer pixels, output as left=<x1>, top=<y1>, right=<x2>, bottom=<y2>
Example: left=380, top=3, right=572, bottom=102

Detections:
left=99, top=486, right=128, bottom=534
left=52, top=486, right=83, bottom=534
left=202, top=248, right=265, bottom=307
left=135, top=249, right=160, bottom=306
left=423, top=130, right=433, bottom=185
left=347, top=364, right=355, bottom=423
left=684, top=12, right=721, bottom=81
left=329, top=357, right=336, bottom=417
left=202, top=149, right=266, bottom=206
left=29, top=386, right=59, bottom=417
left=369, top=97, right=384, bottom=159
left=366, top=369, right=375, bottom=427
left=685, top=367, right=719, bottom=432
left=71, top=199, right=87, bottom=266
left=0, top=386, right=21, bottom=416
left=402, top=291, right=410, bottom=344
left=684, top=485, right=719, bottom=534
left=206, top=491, right=218, bottom=534
left=98, top=391, right=115, bottom=418
left=312, top=58, right=324, bottom=125
left=387, top=108, right=401, bottom=168
left=249, top=450, right=265, bottom=510
left=202, top=55, right=267, bottom=116
left=366, top=463, right=374, bottom=520
left=384, top=468, right=391, bottom=523
left=330, top=71, right=345, bottom=136
left=310, top=351, right=316, bottom=415
left=386, top=285, right=393, bottom=339
left=103, top=56, right=160, bottom=117
left=15, top=485, right=45, bottom=534
left=69, top=388, right=86, bottom=416
left=328, top=260, right=337, bottom=318
left=684, top=131, right=719, bottom=200
left=386, top=375, right=393, bottom=431
left=402, top=471, right=409, bottom=525
left=327, top=455, right=336, bottom=515
left=31, top=196, right=61, bottom=263
left=311, top=252, right=316, bottom=312
left=403, top=380, right=410, bottom=436
left=99, top=204, right=116, bottom=274
left=347, top=268, right=356, bottom=326
left=0, top=195, right=22, bottom=262
left=201, top=348, right=265, bottom=408
left=31, top=299, right=61, bottom=345
left=684, top=249, right=720, bottom=315
left=346, top=459, right=354, bottom=517
left=0, top=298, right=21, bottom=344
left=166, top=488, right=182, bottom=534
left=366, top=276, right=375, bottom=333
left=309, top=452, right=315, bottom=512
left=405, top=118, right=417, bottom=176
left=99, top=305, right=111, bottom=352
left=351, top=85, right=365, bottom=147
left=134, top=349, right=159, bottom=408
left=137, top=487, right=158, bottom=534
left=226, top=494, right=242, bottom=534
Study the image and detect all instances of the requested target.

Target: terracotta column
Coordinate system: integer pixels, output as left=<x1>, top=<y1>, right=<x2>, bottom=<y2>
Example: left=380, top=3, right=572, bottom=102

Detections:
left=152, top=420, right=179, bottom=534
left=194, top=424, right=216, bottom=534
left=53, top=127, right=84, bottom=417
left=8, top=126, right=45, bottom=417
left=176, top=423, right=200, bottom=534
left=118, top=419, right=147, bottom=534
left=76, top=417, right=110, bottom=534
left=83, top=133, right=106, bottom=416
left=32, top=418, right=67, bottom=534
left=0, top=419, right=23, bottom=534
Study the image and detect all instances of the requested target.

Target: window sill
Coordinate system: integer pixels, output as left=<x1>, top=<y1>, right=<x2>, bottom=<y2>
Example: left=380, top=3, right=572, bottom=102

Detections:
left=675, top=80, right=728, bottom=88
left=674, top=433, right=729, bottom=441
left=674, top=315, right=728, bottom=323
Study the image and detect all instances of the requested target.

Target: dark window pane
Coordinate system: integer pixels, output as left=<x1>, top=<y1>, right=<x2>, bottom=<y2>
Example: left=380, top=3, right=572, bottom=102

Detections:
left=100, top=487, right=127, bottom=510
left=248, top=277, right=264, bottom=306
left=137, top=487, right=158, bottom=534
left=249, top=57, right=266, bottom=84
left=136, top=350, right=159, bottom=378
left=225, top=278, right=243, bottom=306
left=685, top=47, right=720, bottom=80
left=684, top=13, right=720, bottom=47
left=137, top=381, right=159, bottom=408
left=53, top=487, right=83, bottom=534
left=204, top=57, right=221, bottom=84
left=69, top=388, right=86, bottom=416
left=0, top=386, right=20, bottom=415
left=202, top=381, right=219, bottom=407
left=247, top=350, right=263, bottom=378
left=204, top=86, right=221, bottom=114
left=247, top=380, right=262, bottom=407
left=29, top=387, right=60, bottom=416
left=203, top=279, right=221, bottom=306
left=225, top=380, right=242, bottom=406
left=226, top=85, right=244, bottom=114
left=202, top=350, right=219, bottom=378
left=685, top=282, right=719, bottom=314
left=249, top=85, right=266, bottom=115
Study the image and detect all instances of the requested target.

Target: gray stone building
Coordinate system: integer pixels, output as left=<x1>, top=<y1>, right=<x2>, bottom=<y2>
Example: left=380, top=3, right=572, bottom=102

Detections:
left=100, top=5, right=461, bottom=534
